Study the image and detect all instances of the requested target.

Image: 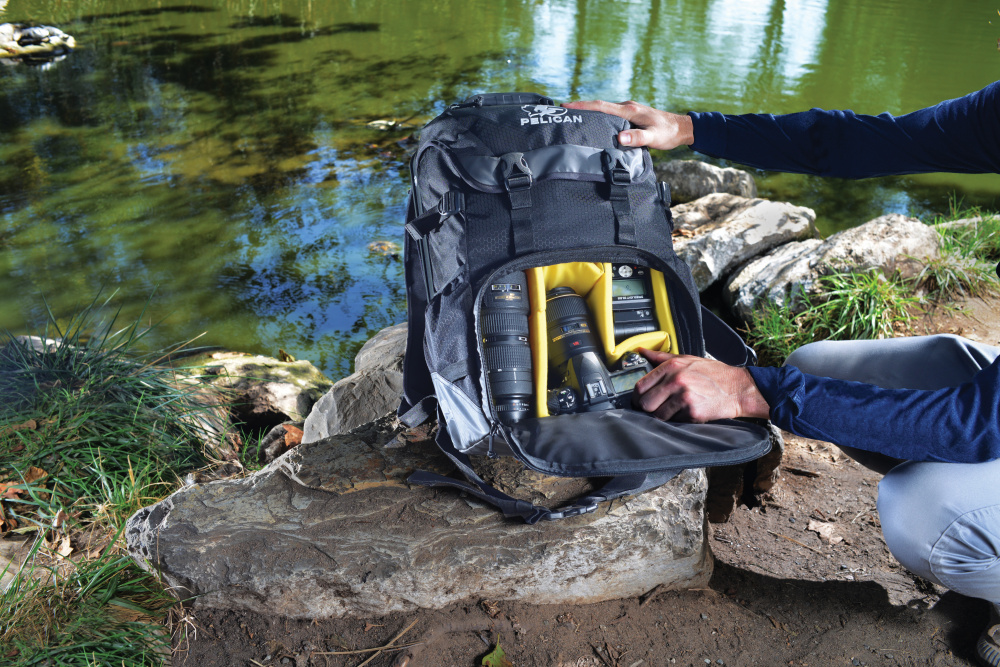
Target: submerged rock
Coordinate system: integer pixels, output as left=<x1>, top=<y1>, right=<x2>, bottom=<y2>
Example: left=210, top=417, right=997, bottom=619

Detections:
left=0, top=23, right=75, bottom=65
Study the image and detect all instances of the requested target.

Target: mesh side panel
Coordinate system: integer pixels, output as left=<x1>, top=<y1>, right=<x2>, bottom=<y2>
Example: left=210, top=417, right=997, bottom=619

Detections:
left=425, top=280, right=481, bottom=401
left=467, top=193, right=514, bottom=283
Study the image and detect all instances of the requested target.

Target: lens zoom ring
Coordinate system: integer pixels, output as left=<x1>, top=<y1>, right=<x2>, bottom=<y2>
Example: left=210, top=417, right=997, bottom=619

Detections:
left=484, top=343, right=532, bottom=370
left=482, top=311, right=530, bottom=336
left=546, top=293, right=589, bottom=322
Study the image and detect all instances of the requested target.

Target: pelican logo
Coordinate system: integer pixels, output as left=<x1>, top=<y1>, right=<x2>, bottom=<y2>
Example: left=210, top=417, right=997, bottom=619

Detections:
left=520, top=104, right=583, bottom=126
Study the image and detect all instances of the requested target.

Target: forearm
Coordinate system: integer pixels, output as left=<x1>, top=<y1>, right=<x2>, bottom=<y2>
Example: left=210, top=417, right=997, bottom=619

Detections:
left=690, top=81, right=1000, bottom=178
left=748, top=362, right=1000, bottom=463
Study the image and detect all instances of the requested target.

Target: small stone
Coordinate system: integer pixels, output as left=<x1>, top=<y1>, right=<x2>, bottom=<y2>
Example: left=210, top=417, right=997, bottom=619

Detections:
left=701, top=613, right=709, bottom=620
left=789, top=517, right=796, bottom=523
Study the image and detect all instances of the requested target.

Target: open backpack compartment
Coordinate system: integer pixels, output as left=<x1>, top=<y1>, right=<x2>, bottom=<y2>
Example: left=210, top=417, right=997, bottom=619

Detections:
left=399, top=92, right=771, bottom=523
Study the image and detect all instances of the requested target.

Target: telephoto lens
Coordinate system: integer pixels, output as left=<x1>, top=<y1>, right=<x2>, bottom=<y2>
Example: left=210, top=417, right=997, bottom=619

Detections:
left=481, top=271, right=533, bottom=425
left=545, top=287, right=616, bottom=411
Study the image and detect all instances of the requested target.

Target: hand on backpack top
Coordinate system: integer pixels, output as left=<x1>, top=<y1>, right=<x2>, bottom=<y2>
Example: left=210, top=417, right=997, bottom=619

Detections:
left=632, top=348, right=771, bottom=423
left=561, top=100, right=695, bottom=150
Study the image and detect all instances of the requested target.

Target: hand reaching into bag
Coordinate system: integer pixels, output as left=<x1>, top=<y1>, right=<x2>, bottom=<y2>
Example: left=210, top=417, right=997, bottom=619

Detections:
left=633, top=348, right=771, bottom=423
left=562, top=100, right=695, bottom=150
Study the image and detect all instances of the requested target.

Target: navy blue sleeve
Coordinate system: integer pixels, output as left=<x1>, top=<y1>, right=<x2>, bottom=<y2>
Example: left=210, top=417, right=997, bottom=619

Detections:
left=689, top=80, right=1000, bottom=178
left=746, top=361, right=1000, bottom=463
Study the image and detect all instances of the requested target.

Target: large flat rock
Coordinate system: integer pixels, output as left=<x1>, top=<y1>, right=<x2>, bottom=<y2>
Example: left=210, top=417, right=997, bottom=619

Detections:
left=724, top=213, right=941, bottom=321
left=126, top=418, right=711, bottom=619
left=672, top=193, right=816, bottom=291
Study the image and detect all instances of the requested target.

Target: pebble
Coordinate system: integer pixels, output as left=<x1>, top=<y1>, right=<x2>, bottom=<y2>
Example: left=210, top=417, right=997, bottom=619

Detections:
left=700, top=613, right=709, bottom=620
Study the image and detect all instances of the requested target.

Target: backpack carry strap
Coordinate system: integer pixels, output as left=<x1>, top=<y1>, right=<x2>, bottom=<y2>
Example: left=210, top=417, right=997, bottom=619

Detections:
left=603, top=149, right=637, bottom=247
left=407, top=414, right=682, bottom=523
left=701, top=305, right=758, bottom=367
left=501, top=152, right=535, bottom=254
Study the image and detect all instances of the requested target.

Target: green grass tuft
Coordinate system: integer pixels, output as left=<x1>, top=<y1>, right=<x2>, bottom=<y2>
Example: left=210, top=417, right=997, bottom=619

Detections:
left=0, top=293, right=236, bottom=666
left=1, top=534, right=175, bottom=666
left=746, top=269, right=923, bottom=367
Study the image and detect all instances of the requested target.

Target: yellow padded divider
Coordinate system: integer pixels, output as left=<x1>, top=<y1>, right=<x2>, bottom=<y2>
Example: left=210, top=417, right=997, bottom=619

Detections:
left=525, top=267, right=549, bottom=418
left=527, top=262, right=679, bottom=418
left=650, top=269, right=680, bottom=355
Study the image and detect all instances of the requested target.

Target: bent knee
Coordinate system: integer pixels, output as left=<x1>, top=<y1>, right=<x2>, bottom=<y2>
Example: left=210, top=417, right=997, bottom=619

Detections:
left=878, top=466, right=1000, bottom=601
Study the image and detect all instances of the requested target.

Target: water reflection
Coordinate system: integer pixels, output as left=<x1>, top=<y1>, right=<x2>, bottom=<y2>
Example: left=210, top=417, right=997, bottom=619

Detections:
left=0, top=0, right=997, bottom=378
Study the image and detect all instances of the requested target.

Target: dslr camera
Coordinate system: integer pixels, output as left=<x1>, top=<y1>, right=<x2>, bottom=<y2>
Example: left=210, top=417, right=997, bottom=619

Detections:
left=545, top=286, right=652, bottom=414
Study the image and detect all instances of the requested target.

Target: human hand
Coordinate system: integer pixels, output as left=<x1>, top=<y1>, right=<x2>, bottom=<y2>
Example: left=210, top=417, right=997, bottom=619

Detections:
left=561, top=100, right=695, bottom=150
left=632, top=348, right=771, bottom=422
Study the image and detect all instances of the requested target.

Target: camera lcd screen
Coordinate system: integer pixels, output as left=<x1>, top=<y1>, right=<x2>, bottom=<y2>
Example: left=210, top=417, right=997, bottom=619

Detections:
left=610, top=367, right=648, bottom=394
left=611, top=278, right=647, bottom=298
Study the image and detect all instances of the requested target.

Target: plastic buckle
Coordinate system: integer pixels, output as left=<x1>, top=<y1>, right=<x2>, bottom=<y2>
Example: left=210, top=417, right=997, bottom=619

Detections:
left=544, top=503, right=600, bottom=521
left=602, top=151, right=632, bottom=186
left=437, top=191, right=465, bottom=216
left=501, top=152, right=533, bottom=191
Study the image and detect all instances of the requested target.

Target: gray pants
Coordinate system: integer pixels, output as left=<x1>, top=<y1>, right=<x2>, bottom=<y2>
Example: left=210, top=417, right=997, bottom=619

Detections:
left=785, top=334, right=1000, bottom=604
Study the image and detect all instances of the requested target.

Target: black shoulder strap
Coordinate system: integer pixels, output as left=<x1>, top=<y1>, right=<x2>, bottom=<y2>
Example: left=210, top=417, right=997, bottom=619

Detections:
left=701, top=305, right=757, bottom=367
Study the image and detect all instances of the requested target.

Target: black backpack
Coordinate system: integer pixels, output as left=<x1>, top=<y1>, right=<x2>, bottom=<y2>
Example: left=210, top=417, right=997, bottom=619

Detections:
left=398, top=92, right=770, bottom=523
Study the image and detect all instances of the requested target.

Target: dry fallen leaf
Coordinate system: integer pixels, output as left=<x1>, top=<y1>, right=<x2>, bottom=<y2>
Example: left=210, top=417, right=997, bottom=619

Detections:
left=0, top=503, right=16, bottom=532
left=0, top=419, right=37, bottom=438
left=23, top=466, right=48, bottom=485
left=45, top=535, right=73, bottom=558
left=283, top=425, right=303, bottom=448
left=807, top=519, right=843, bottom=545
left=53, top=509, right=69, bottom=529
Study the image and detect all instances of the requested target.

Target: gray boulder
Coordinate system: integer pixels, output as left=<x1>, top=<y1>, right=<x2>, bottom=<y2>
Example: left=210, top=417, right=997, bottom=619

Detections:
left=303, top=323, right=406, bottom=443
left=725, top=213, right=941, bottom=322
left=198, top=352, right=333, bottom=425
left=656, top=160, right=757, bottom=203
left=672, top=194, right=817, bottom=291
left=126, top=417, right=712, bottom=619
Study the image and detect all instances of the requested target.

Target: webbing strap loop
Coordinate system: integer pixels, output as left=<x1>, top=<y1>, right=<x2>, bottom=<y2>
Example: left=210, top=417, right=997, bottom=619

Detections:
left=500, top=152, right=535, bottom=253
left=603, top=150, right=636, bottom=247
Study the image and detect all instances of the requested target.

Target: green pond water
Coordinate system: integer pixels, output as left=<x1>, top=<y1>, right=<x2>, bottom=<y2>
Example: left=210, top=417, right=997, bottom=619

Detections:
left=1, top=0, right=998, bottom=378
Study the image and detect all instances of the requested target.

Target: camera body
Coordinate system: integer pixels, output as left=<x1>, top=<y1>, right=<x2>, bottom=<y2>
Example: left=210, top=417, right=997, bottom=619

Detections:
left=545, top=286, right=653, bottom=415
left=611, top=263, right=658, bottom=343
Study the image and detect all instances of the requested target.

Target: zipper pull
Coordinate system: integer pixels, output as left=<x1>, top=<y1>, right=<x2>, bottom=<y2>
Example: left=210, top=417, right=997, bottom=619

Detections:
left=487, top=422, right=503, bottom=459
left=450, top=96, right=484, bottom=110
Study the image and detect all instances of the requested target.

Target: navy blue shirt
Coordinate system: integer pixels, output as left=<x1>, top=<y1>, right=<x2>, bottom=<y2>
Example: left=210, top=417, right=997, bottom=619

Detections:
left=688, top=81, right=1000, bottom=463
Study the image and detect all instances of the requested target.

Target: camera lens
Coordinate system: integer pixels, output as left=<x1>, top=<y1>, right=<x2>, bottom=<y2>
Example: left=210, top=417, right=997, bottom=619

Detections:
left=545, top=286, right=615, bottom=412
left=481, top=271, right=533, bottom=425
left=545, top=286, right=601, bottom=371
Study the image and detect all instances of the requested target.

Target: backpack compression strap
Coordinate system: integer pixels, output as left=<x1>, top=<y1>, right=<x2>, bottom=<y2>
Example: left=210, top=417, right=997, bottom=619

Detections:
left=501, top=152, right=535, bottom=254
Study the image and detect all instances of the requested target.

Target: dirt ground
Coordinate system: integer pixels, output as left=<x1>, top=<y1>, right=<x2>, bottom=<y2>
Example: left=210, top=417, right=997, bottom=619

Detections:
left=171, top=297, right=1000, bottom=667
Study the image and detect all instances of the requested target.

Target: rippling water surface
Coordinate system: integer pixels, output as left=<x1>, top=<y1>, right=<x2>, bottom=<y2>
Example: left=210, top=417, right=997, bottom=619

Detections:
left=1, top=0, right=997, bottom=376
